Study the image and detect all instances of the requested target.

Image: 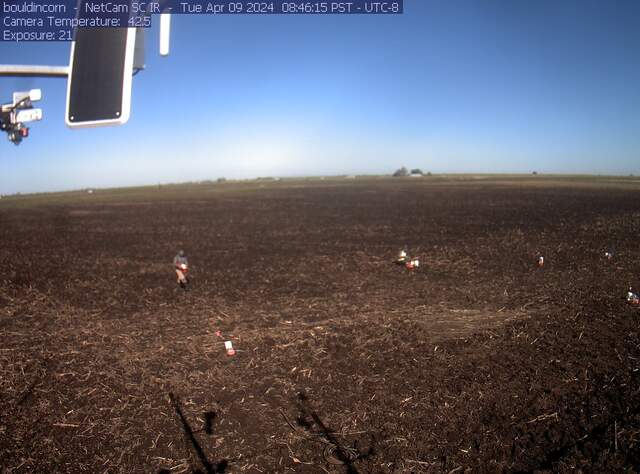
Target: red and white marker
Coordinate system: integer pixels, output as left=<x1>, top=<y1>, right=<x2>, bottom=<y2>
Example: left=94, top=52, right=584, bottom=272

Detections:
left=224, top=340, right=236, bottom=356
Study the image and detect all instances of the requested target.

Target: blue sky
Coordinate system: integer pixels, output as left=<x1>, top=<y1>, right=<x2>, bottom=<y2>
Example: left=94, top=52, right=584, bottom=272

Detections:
left=1, top=0, right=639, bottom=193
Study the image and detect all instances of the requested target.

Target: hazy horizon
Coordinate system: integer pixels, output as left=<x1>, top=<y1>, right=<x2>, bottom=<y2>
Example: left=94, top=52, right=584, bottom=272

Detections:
left=2, top=171, right=639, bottom=197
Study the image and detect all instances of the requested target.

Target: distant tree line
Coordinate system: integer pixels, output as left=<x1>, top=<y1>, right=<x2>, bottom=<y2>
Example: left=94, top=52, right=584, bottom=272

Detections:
left=392, top=167, right=432, bottom=177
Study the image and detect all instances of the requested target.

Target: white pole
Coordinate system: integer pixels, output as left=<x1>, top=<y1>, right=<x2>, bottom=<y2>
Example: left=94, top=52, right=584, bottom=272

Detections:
left=160, top=14, right=171, bottom=56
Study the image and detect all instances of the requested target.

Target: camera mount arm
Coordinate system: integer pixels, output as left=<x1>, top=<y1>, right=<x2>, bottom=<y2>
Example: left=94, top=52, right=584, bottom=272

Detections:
left=0, top=65, right=69, bottom=78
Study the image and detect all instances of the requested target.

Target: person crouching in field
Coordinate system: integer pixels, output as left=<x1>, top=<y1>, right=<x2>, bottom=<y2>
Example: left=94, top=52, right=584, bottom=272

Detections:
left=394, top=247, right=420, bottom=270
left=174, top=250, right=189, bottom=290
left=627, top=287, right=639, bottom=305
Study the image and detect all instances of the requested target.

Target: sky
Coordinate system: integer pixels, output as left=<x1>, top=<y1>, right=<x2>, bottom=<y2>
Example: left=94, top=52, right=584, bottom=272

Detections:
left=1, top=0, right=639, bottom=194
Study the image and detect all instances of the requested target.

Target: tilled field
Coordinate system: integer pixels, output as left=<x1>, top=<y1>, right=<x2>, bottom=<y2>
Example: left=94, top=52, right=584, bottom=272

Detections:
left=1, top=178, right=640, bottom=473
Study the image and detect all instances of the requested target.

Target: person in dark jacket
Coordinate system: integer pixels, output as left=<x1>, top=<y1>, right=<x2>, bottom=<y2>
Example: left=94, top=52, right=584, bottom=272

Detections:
left=174, top=250, right=189, bottom=289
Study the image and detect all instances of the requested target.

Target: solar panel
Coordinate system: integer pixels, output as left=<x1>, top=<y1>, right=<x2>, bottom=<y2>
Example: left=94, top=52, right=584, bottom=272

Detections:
left=66, top=26, right=136, bottom=127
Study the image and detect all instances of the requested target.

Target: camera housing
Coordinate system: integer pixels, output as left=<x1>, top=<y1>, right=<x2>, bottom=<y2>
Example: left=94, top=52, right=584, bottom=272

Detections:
left=1, top=89, right=42, bottom=145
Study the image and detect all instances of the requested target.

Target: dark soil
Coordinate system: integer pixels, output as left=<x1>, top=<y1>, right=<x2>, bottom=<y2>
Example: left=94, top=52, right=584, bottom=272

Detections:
left=1, top=178, right=640, bottom=473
